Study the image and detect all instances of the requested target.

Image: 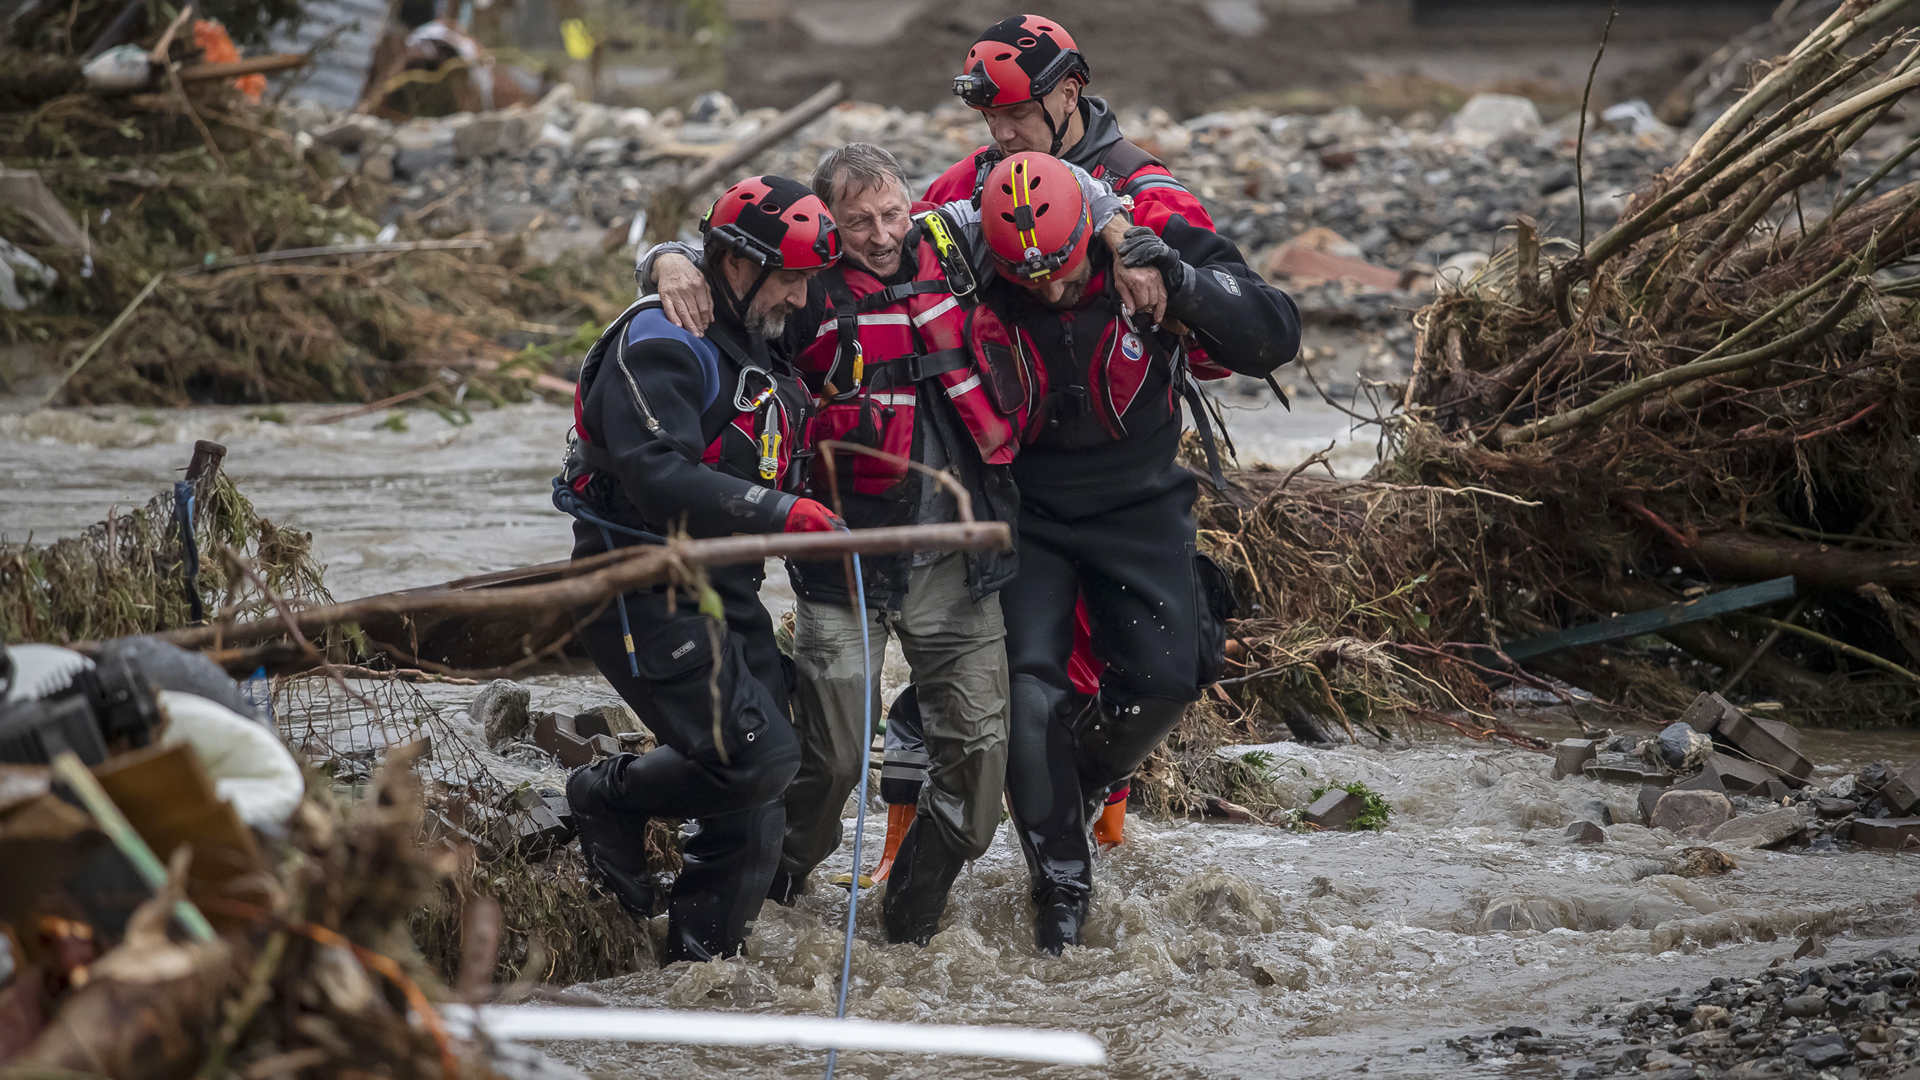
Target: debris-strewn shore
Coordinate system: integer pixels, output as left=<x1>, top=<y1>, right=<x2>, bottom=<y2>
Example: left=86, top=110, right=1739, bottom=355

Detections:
left=1443, top=952, right=1920, bottom=1079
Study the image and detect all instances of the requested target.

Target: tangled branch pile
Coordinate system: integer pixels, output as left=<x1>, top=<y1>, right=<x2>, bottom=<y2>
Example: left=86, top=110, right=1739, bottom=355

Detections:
left=1, top=3, right=625, bottom=405
left=1196, top=2, right=1920, bottom=741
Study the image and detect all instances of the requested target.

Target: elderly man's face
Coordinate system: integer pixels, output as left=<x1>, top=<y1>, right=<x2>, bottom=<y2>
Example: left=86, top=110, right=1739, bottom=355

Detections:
left=828, top=172, right=914, bottom=277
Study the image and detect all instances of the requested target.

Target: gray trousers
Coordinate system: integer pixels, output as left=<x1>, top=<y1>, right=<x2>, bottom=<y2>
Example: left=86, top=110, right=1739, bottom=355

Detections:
left=780, top=552, right=1008, bottom=881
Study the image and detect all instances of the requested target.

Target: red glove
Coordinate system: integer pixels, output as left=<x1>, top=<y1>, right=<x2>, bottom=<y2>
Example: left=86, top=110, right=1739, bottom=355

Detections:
left=783, top=498, right=843, bottom=533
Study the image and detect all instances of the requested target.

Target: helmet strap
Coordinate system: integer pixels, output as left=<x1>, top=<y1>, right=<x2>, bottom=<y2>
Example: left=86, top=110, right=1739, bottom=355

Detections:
left=1041, top=94, right=1068, bottom=157
left=707, top=249, right=774, bottom=328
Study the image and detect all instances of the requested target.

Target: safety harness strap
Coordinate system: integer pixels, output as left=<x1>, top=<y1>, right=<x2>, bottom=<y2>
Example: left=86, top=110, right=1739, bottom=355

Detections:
left=862, top=347, right=972, bottom=387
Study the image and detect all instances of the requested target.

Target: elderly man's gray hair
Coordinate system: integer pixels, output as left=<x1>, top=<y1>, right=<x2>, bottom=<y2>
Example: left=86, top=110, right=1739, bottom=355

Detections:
left=812, top=142, right=910, bottom=208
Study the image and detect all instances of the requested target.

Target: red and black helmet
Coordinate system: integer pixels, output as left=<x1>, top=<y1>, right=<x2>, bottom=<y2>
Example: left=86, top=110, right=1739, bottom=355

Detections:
left=700, top=175, right=840, bottom=271
left=979, top=152, right=1092, bottom=284
left=953, top=15, right=1089, bottom=111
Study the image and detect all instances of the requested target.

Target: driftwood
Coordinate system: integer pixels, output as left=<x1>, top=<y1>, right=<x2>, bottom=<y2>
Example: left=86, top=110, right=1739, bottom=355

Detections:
left=152, top=522, right=1010, bottom=663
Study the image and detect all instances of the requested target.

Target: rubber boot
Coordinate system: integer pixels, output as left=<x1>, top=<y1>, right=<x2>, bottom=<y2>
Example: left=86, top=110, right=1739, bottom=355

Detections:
left=1093, top=791, right=1127, bottom=849
left=1034, top=894, right=1089, bottom=956
left=880, top=816, right=968, bottom=946
left=870, top=802, right=918, bottom=883
left=1006, top=675, right=1096, bottom=957
left=767, top=866, right=806, bottom=906
left=565, top=757, right=657, bottom=921
left=662, top=800, right=785, bottom=963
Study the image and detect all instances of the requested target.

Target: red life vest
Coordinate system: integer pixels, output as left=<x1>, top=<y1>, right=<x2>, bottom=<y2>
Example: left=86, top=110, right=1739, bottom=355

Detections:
left=963, top=268, right=1184, bottom=450
left=794, top=225, right=1017, bottom=496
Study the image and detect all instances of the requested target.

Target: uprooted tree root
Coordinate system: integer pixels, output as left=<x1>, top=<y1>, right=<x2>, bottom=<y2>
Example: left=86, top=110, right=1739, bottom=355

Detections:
left=1193, top=5, right=1920, bottom=738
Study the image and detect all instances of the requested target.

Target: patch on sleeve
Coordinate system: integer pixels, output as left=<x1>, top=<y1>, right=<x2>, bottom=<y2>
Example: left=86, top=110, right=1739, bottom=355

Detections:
left=1213, top=269, right=1241, bottom=296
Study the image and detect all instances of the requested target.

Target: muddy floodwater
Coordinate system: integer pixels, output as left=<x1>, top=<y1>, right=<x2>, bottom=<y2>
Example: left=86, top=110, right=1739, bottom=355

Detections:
left=5, top=400, right=1919, bottom=1079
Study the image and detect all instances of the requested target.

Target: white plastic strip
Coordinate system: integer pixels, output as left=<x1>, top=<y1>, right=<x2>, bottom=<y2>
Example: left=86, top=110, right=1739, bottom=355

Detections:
left=439, top=1005, right=1105, bottom=1066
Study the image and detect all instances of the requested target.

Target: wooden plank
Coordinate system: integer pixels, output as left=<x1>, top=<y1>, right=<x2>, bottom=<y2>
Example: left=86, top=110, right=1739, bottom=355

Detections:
left=1500, top=576, right=1797, bottom=661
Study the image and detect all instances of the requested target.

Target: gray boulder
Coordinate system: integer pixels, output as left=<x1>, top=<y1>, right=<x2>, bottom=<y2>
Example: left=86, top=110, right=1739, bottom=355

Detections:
left=471, top=679, right=532, bottom=749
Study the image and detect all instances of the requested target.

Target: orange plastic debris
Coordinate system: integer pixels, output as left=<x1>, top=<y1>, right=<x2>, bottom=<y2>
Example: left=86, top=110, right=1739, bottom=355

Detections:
left=192, top=19, right=265, bottom=101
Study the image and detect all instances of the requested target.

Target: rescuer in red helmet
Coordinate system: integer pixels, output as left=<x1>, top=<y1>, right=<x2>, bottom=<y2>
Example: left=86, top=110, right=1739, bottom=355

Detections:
left=931, top=15, right=1248, bottom=853
left=970, top=152, right=1299, bottom=954
left=635, top=147, right=1131, bottom=949
left=929, top=15, right=1219, bottom=303
left=555, top=175, right=845, bottom=965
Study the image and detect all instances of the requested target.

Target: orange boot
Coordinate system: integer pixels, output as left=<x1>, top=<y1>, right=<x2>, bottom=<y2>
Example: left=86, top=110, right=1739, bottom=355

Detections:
left=1093, top=795, right=1127, bottom=849
left=870, top=803, right=918, bottom=882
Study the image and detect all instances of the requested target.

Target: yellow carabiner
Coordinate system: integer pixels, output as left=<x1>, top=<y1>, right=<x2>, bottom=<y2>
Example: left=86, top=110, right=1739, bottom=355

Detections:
left=851, top=339, right=864, bottom=389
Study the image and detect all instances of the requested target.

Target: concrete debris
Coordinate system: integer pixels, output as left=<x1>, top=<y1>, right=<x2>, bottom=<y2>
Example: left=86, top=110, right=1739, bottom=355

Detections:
left=1714, top=709, right=1813, bottom=788
left=1671, top=768, right=1727, bottom=796
left=1586, top=752, right=1670, bottom=788
left=1706, top=752, right=1774, bottom=795
left=531, top=711, right=619, bottom=769
left=1881, top=760, right=1920, bottom=815
left=1304, top=788, right=1367, bottom=830
left=1651, top=789, right=1733, bottom=834
left=1705, top=808, right=1810, bottom=850
left=1852, top=818, right=1920, bottom=852
left=1551, top=737, right=1598, bottom=780
left=573, top=704, right=641, bottom=740
left=1812, top=797, right=1858, bottom=820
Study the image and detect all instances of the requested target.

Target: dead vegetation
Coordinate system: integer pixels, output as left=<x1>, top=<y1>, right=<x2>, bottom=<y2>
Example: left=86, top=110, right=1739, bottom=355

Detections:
left=1, top=4, right=627, bottom=406
left=1181, top=1, right=1920, bottom=781
left=0, top=446, right=330, bottom=644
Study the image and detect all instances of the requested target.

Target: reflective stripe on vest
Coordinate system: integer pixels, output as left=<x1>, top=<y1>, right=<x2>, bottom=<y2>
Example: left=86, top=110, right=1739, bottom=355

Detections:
left=797, top=239, right=1016, bottom=465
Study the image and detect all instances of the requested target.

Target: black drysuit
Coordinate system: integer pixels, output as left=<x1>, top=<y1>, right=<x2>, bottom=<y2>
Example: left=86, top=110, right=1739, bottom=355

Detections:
left=563, top=297, right=809, bottom=962
left=989, top=217, right=1300, bottom=948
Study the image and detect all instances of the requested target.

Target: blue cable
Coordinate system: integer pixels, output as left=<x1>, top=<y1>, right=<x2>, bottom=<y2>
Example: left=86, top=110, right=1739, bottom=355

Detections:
left=552, top=479, right=667, bottom=679
left=823, top=529, right=872, bottom=1080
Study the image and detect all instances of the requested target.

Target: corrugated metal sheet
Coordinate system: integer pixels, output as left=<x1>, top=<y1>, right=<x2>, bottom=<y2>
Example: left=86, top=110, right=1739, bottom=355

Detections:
left=270, top=0, right=390, bottom=108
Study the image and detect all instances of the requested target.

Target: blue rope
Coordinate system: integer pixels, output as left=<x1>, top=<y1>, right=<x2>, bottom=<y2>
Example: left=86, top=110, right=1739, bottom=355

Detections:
left=551, top=479, right=667, bottom=679
left=823, top=532, right=872, bottom=1080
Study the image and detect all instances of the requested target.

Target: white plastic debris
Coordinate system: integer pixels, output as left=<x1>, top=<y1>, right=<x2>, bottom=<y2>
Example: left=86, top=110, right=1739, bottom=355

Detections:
left=82, top=45, right=154, bottom=93
left=158, top=690, right=304, bottom=828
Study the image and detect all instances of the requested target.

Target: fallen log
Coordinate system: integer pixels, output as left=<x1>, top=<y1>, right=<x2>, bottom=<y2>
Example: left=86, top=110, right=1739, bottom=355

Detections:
left=151, top=522, right=1011, bottom=655
left=1651, top=529, right=1920, bottom=591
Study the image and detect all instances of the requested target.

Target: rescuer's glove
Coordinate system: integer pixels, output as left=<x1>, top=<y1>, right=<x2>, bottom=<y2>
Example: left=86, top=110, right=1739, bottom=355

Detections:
left=783, top=498, right=845, bottom=534
left=1117, top=225, right=1196, bottom=300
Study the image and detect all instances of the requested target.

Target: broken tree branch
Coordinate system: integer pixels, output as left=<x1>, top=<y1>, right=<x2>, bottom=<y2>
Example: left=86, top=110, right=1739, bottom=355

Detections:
left=152, top=522, right=1010, bottom=653
left=1498, top=277, right=1868, bottom=445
